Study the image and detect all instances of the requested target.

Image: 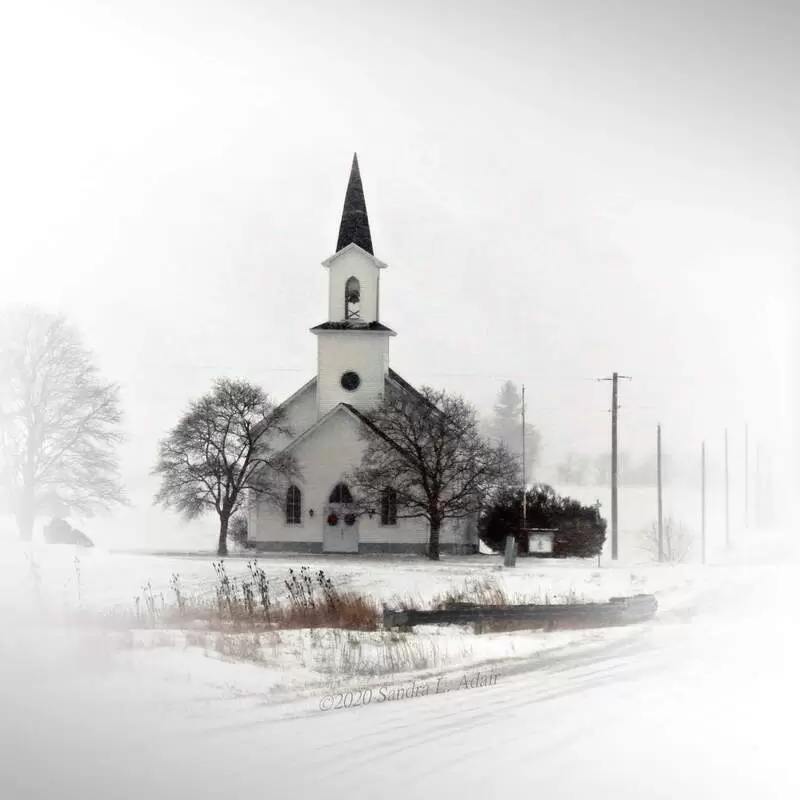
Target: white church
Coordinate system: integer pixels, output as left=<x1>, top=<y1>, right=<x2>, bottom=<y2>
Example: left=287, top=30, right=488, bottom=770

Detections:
left=247, top=155, right=479, bottom=555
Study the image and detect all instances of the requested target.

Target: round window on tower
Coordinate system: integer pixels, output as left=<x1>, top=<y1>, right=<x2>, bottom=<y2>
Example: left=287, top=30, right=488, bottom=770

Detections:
left=340, top=371, right=361, bottom=391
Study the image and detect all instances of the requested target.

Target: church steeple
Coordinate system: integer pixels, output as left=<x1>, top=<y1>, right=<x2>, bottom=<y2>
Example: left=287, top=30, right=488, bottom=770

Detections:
left=315, top=155, right=394, bottom=418
left=336, top=153, right=374, bottom=255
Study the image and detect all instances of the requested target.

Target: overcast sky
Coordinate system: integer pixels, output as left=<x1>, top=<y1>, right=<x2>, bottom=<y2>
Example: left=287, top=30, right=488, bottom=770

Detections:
left=1, top=0, right=796, bottom=543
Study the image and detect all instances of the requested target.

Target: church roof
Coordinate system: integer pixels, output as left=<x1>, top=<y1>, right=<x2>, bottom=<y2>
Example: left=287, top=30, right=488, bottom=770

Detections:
left=336, top=153, right=374, bottom=255
left=274, top=376, right=316, bottom=412
left=273, top=370, right=437, bottom=455
left=387, top=368, right=442, bottom=415
left=310, top=321, right=395, bottom=333
left=341, top=403, right=406, bottom=453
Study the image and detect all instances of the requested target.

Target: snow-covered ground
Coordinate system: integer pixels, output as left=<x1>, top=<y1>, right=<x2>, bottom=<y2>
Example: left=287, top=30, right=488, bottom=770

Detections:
left=0, top=539, right=697, bottom=701
left=1, top=528, right=797, bottom=797
left=0, top=543, right=695, bottom=610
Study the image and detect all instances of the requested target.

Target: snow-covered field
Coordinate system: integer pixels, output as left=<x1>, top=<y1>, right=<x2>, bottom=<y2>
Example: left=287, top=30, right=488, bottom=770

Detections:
left=0, top=539, right=699, bottom=702
left=2, top=525, right=796, bottom=798
left=0, top=543, right=695, bottom=611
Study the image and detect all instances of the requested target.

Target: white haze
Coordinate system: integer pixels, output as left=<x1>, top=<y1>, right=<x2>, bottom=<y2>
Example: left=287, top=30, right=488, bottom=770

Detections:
left=1, top=531, right=800, bottom=798
left=1, top=0, right=796, bottom=545
left=0, top=7, right=797, bottom=796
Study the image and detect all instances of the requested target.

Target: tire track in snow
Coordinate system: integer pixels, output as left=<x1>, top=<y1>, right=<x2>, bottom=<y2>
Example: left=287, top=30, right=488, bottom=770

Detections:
left=197, top=625, right=653, bottom=735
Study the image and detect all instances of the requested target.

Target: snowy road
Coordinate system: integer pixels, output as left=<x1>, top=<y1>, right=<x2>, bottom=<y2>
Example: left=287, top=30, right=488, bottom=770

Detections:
left=224, top=569, right=799, bottom=799
left=2, top=543, right=799, bottom=799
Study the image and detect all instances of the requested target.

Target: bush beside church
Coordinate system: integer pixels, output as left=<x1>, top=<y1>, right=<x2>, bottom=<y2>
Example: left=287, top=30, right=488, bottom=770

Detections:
left=480, top=484, right=606, bottom=558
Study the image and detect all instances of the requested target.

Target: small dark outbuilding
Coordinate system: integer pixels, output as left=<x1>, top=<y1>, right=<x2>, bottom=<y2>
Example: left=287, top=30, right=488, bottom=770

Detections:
left=43, top=518, right=94, bottom=548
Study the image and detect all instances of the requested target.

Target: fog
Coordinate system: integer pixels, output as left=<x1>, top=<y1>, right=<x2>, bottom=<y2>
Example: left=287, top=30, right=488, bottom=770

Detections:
left=0, top=2, right=798, bottom=795
left=2, top=532, right=800, bottom=798
left=1, top=0, right=796, bottom=544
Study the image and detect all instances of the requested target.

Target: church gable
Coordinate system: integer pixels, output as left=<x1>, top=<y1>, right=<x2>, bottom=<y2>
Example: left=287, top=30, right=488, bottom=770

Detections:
left=283, top=405, right=369, bottom=499
left=281, top=403, right=363, bottom=456
left=264, top=370, right=426, bottom=486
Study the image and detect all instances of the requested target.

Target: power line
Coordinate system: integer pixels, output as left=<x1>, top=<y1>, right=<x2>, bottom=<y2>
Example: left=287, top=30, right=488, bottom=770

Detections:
left=117, top=363, right=767, bottom=385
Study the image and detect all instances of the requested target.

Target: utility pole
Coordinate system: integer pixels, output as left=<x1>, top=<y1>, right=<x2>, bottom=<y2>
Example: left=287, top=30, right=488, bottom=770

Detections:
left=657, top=423, right=663, bottom=562
left=701, top=440, right=707, bottom=565
left=724, top=427, right=730, bottom=549
left=521, top=384, right=527, bottom=530
left=599, top=372, right=632, bottom=560
left=744, top=423, right=749, bottom=529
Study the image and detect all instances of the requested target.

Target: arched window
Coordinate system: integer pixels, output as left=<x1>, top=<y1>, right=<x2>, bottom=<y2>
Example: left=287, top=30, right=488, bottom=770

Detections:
left=381, top=487, right=398, bottom=526
left=329, top=483, right=353, bottom=505
left=285, top=485, right=302, bottom=525
left=345, top=276, right=361, bottom=320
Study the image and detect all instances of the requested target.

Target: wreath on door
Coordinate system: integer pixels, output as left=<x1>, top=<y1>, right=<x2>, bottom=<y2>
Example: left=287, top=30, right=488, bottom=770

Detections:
left=327, top=513, right=339, bottom=526
left=344, top=513, right=356, bottom=527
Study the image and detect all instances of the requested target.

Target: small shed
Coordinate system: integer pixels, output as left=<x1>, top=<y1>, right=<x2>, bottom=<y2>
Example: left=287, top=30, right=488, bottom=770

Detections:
left=526, top=528, right=556, bottom=556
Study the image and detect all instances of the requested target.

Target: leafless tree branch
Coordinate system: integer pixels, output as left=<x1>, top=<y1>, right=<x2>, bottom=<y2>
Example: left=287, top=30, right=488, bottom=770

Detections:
left=0, top=307, right=126, bottom=540
left=152, top=377, right=299, bottom=555
left=348, top=384, right=518, bottom=560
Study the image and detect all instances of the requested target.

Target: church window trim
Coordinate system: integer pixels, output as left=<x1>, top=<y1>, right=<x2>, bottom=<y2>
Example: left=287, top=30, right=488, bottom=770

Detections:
left=285, top=485, right=302, bottom=525
left=345, top=276, right=361, bottom=320
left=329, top=482, right=354, bottom=505
left=380, top=487, right=398, bottom=526
left=340, top=371, right=361, bottom=391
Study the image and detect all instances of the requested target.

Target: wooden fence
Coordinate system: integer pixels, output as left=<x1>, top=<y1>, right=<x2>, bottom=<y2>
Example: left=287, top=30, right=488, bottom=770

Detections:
left=383, top=593, right=658, bottom=632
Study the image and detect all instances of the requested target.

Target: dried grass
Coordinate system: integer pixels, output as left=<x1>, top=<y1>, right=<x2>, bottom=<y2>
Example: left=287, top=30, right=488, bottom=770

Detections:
left=47, top=563, right=380, bottom=634
left=432, top=577, right=510, bottom=609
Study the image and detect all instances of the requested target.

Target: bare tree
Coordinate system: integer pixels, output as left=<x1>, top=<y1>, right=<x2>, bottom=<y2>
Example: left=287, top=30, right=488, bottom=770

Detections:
left=153, top=378, right=298, bottom=556
left=639, top=516, right=693, bottom=563
left=349, top=385, right=518, bottom=560
left=0, top=307, right=125, bottom=541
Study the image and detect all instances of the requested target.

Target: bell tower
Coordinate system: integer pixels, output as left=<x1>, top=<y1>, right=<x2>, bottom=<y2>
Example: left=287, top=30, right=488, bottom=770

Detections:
left=311, top=154, right=396, bottom=418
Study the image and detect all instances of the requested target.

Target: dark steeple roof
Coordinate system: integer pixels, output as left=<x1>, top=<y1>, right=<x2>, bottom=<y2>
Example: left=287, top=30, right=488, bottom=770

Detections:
left=336, top=153, right=374, bottom=255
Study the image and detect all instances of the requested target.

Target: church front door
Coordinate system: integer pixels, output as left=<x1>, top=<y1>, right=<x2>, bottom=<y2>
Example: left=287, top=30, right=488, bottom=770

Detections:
left=323, top=483, right=359, bottom=553
left=323, top=504, right=359, bottom=553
